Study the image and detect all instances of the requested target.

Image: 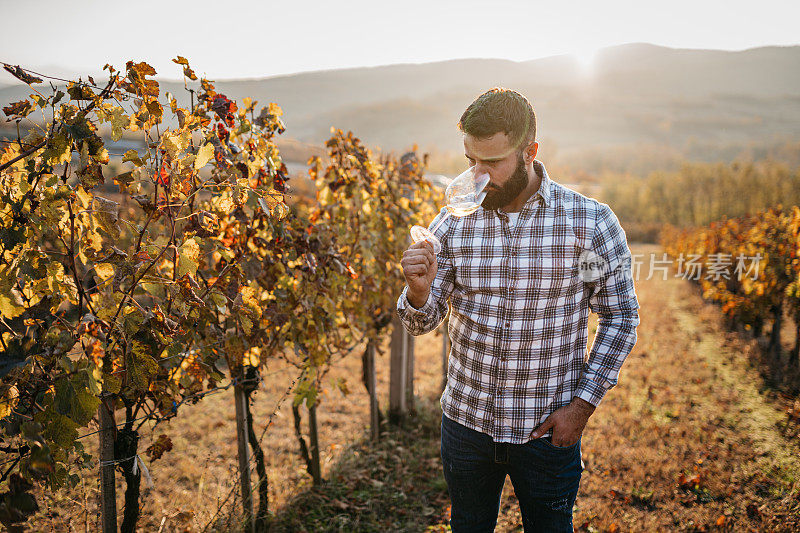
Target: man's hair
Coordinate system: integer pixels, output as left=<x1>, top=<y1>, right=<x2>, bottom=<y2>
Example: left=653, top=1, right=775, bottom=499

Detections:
left=457, top=88, right=536, bottom=149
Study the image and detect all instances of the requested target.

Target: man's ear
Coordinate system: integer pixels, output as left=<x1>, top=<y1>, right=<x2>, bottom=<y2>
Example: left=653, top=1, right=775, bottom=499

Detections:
left=523, top=142, right=538, bottom=163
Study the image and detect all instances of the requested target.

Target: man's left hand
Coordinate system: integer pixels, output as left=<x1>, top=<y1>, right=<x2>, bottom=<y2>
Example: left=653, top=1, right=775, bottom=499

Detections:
left=529, top=398, right=596, bottom=446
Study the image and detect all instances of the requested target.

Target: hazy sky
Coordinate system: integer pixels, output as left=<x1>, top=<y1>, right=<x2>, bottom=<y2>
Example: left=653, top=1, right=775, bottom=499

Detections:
left=1, top=0, right=798, bottom=83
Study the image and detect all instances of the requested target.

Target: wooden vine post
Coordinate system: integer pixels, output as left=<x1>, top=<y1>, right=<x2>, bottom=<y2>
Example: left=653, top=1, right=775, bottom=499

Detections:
left=405, top=328, right=415, bottom=413
left=307, top=402, right=322, bottom=484
left=98, top=393, right=116, bottom=533
left=233, top=368, right=255, bottom=533
left=366, top=341, right=380, bottom=441
left=390, top=315, right=417, bottom=423
left=389, top=316, right=408, bottom=423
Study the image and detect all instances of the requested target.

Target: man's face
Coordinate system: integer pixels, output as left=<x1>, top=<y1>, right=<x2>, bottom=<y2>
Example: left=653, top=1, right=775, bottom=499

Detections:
left=481, top=151, right=528, bottom=211
left=463, top=132, right=529, bottom=211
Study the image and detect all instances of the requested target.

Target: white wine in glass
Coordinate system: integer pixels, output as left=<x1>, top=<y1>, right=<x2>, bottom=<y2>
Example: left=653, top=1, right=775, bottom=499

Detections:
left=410, top=166, right=490, bottom=254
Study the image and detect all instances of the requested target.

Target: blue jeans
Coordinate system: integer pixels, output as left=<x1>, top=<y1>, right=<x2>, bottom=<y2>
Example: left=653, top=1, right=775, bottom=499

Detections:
left=440, top=413, right=583, bottom=533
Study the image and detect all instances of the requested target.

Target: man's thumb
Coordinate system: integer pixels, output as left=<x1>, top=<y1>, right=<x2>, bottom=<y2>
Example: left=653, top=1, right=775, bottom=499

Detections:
left=530, top=418, right=553, bottom=438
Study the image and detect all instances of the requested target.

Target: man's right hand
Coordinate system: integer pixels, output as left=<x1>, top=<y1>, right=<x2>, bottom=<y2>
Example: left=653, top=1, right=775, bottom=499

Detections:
left=401, top=240, right=438, bottom=308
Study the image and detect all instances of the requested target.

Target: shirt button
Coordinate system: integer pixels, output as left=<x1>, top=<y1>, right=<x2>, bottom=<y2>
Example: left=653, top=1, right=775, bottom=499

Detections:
left=505, top=322, right=511, bottom=328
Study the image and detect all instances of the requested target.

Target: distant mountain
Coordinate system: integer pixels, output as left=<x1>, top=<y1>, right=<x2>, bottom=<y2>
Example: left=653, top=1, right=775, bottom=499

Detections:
left=2, top=44, right=799, bottom=174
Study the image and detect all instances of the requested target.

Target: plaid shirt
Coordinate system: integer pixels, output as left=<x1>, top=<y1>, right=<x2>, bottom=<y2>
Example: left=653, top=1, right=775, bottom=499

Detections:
left=397, top=160, right=640, bottom=444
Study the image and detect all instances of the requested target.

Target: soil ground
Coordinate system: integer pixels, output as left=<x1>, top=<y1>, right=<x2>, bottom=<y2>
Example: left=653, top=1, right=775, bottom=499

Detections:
left=28, top=243, right=800, bottom=531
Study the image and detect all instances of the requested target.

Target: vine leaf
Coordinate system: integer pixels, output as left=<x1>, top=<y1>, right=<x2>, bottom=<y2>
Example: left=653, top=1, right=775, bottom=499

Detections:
left=145, top=434, right=173, bottom=461
left=2, top=100, right=33, bottom=120
left=194, top=143, right=214, bottom=170
left=39, top=412, right=79, bottom=450
left=122, top=149, right=145, bottom=167
left=161, top=129, right=191, bottom=159
left=53, top=378, right=100, bottom=427
left=177, top=238, right=200, bottom=277
left=127, top=341, right=159, bottom=389
left=92, top=197, right=121, bottom=238
left=0, top=386, right=18, bottom=418
left=0, top=290, right=25, bottom=320
left=2, top=64, right=42, bottom=84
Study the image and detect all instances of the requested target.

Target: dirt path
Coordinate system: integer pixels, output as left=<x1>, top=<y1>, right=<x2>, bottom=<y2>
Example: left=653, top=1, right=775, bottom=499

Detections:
left=267, top=242, right=800, bottom=532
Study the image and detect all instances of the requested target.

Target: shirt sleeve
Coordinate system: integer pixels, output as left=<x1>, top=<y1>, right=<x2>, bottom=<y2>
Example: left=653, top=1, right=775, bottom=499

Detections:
left=575, top=202, right=641, bottom=407
left=396, top=207, right=456, bottom=336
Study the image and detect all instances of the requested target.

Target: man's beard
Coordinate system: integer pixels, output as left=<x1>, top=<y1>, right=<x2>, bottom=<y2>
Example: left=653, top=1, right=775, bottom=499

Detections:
left=481, top=152, right=529, bottom=211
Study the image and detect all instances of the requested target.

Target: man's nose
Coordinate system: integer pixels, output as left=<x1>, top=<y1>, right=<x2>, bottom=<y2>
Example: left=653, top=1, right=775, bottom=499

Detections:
left=474, top=162, right=491, bottom=178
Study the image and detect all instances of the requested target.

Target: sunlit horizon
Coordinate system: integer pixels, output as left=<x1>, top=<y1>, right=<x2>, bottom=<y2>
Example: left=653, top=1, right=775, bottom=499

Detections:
left=1, top=0, right=798, bottom=84
left=3, top=41, right=796, bottom=86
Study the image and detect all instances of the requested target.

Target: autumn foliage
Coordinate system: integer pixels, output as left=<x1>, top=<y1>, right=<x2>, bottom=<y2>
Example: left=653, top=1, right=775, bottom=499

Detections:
left=0, top=57, right=440, bottom=530
left=660, top=206, right=800, bottom=373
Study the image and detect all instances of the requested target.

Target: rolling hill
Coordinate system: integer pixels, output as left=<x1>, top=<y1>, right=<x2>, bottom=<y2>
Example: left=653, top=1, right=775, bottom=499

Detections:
left=2, top=43, right=799, bottom=174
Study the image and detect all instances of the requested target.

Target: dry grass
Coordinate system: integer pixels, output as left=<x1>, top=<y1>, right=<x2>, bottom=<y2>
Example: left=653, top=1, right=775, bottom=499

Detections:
left=30, top=327, right=450, bottom=531
left=28, top=243, right=800, bottom=532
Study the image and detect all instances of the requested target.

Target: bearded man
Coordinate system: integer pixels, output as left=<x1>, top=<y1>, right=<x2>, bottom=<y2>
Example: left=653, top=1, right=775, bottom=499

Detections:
left=397, top=88, right=640, bottom=532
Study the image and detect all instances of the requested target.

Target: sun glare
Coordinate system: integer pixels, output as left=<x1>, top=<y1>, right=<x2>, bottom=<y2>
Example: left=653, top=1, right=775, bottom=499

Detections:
left=573, top=47, right=598, bottom=74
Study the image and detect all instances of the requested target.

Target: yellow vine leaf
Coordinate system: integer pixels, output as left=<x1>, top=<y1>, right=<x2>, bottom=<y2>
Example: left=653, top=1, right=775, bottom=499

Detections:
left=108, top=107, right=130, bottom=141
left=42, top=130, right=71, bottom=166
left=94, top=263, right=114, bottom=281
left=194, top=143, right=214, bottom=170
left=122, top=149, right=145, bottom=167
left=92, top=196, right=120, bottom=238
left=177, top=238, right=200, bottom=277
left=162, top=129, right=191, bottom=159
left=0, top=386, right=18, bottom=418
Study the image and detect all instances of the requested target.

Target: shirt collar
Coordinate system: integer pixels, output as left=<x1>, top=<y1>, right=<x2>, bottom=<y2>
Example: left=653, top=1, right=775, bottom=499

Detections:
left=531, top=159, right=551, bottom=208
left=489, top=159, right=552, bottom=218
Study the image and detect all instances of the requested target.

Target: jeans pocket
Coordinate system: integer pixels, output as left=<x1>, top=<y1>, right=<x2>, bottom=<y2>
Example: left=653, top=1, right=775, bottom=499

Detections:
left=540, top=436, right=579, bottom=450
left=441, top=416, right=491, bottom=475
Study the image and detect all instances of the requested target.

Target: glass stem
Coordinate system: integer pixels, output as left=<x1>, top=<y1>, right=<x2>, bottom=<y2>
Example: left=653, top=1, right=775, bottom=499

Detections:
left=430, top=212, right=451, bottom=235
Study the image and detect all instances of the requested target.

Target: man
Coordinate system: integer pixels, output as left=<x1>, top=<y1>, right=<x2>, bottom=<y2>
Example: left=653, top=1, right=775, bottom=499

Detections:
left=396, top=88, right=640, bottom=532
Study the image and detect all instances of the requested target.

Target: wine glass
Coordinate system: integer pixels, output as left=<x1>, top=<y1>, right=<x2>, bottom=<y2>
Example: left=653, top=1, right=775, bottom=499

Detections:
left=410, top=166, right=490, bottom=254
